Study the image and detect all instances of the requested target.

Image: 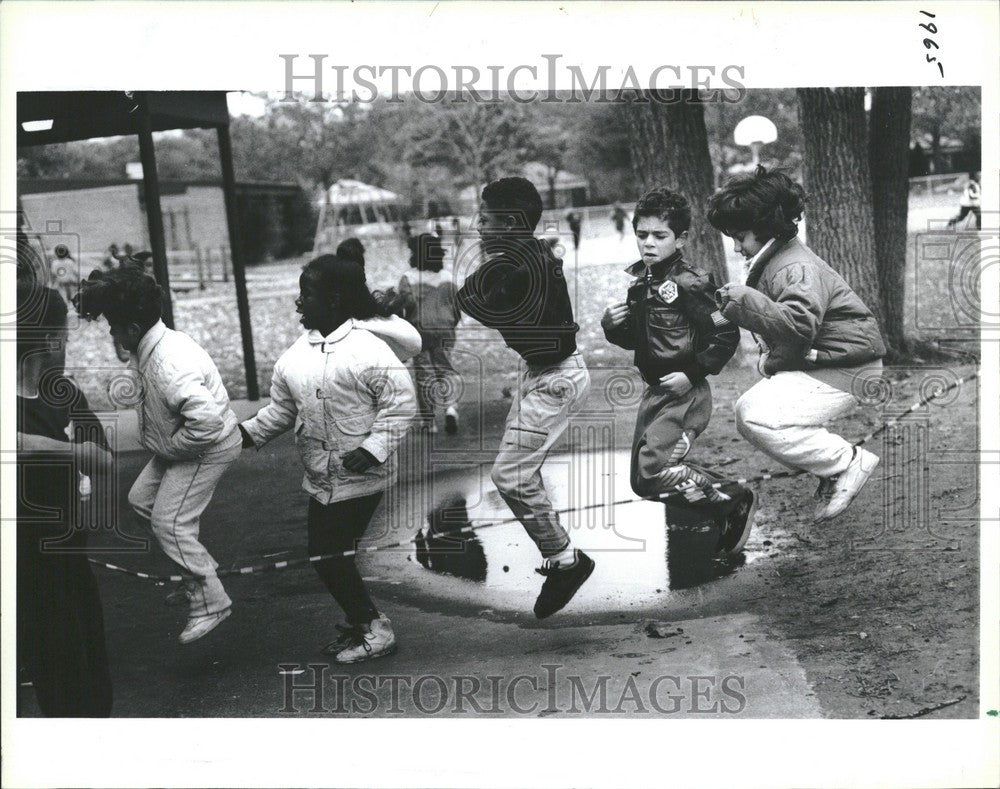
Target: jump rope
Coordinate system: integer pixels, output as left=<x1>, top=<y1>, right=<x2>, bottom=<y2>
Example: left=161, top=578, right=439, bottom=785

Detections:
left=87, top=368, right=978, bottom=584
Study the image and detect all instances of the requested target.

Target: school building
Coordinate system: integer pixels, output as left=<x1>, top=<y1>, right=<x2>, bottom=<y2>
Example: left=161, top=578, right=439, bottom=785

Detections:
left=18, top=178, right=315, bottom=266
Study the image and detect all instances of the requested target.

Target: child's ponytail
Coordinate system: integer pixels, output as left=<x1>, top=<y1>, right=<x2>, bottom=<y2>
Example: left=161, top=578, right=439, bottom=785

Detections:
left=74, top=262, right=163, bottom=329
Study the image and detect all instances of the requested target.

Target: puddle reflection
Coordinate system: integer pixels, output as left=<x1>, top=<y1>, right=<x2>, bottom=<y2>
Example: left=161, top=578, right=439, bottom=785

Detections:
left=391, top=450, right=760, bottom=614
left=414, top=495, right=488, bottom=582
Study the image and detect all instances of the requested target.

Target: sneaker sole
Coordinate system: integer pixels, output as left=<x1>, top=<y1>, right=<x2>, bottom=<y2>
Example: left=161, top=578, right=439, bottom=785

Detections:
left=333, top=641, right=398, bottom=664
left=178, top=608, right=231, bottom=645
left=819, top=455, right=880, bottom=521
left=534, top=557, right=596, bottom=620
left=726, top=492, right=758, bottom=555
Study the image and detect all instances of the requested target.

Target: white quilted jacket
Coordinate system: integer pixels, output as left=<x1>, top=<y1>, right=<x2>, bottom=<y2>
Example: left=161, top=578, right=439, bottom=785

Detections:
left=131, top=320, right=239, bottom=461
left=241, top=316, right=420, bottom=503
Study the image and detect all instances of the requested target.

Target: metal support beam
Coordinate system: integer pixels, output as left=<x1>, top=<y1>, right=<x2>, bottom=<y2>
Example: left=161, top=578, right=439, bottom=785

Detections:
left=216, top=124, right=260, bottom=401
left=137, top=95, right=174, bottom=328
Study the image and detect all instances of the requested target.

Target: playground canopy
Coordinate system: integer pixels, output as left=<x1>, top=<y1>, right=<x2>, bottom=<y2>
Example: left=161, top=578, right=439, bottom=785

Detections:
left=313, top=179, right=407, bottom=252
left=316, top=179, right=403, bottom=208
left=16, top=91, right=260, bottom=399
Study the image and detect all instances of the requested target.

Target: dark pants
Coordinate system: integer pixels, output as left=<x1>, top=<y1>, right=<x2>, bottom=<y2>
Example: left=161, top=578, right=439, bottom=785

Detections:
left=631, top=380, right=748, bottom=519
left=17, top=527, right=113, bottom=717
left=951, top=205, right=981, bottom=229
left=307, top=493, right=383, bottom=626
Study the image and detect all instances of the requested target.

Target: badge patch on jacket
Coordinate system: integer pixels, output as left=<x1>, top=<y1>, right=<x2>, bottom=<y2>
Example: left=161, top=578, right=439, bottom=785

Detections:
left=658, top=280, right=679, bottom=303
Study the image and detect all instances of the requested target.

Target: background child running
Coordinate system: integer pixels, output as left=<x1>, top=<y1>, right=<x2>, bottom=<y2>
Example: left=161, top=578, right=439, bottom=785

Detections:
left=75, top=265, right=242, bottom=644
left=947, top=170, right=981, bottom=230
left=456, top=176, right=593, bottom=620
left=397, top=232, right=462, bottom=434
left=602, top=187, right=755, bottom=553
left=239, top=255, right=420, bottom=664
left=707, top=166, right=886, bottom=523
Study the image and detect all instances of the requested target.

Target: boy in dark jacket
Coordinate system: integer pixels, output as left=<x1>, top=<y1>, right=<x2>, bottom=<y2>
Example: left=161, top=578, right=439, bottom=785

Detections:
left=457, top=177, right=593, bottom=619
left=603, top=188, right=755, bottom=553
left=708, top=166, right=886, bottom=522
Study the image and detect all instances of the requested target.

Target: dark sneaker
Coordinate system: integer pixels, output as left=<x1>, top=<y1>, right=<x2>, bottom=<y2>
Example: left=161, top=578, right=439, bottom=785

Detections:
left=716, top=489, right=756, bottom=554
left=533, top=550, right=595, bottom=619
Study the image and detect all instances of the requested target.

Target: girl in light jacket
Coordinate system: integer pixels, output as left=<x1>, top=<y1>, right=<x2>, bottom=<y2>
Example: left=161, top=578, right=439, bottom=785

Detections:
left=240, top=255, right=420, bottom=664
left=708, top=167, right=886, bottom=524
left=75, top=264, right=241, bottom=645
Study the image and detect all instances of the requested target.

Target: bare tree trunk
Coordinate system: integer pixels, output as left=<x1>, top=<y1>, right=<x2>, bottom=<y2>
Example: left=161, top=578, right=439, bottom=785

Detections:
left=869, top=87, right=912, bottom=356
left=622, top=90, right=728, bottom=286
left=797, top=87, right=886, bottom=333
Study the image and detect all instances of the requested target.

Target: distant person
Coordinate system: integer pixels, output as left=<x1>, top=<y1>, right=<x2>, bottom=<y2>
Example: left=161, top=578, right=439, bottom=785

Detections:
left=50, top=244, right=79, bottom=306
left=565, top=210, right=582, bottom=252
left=947, top=171, right=981, bottom=230
left=337, top=237, right=366, bottom=270
left=17, top=285, right=114, bottom=716
left=75, top=264, right=242, bottom=644
left=450, top=216, right=464, bottom=262
left=397, top=233, right=461, bottom=434
left=102, top=243, right=121, bottom=272
left=611, top=204, right=628, bottom=241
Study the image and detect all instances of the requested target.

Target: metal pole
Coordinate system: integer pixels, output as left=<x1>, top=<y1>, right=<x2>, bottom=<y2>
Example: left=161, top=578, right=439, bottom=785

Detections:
left=136, top=95, right=174, bottom=328
left=194, top=246, right=205, bottom=290
left=216, top=124, right=260, bottom=401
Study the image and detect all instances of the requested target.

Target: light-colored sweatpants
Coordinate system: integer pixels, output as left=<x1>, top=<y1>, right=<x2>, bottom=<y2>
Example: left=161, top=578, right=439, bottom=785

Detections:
left=491, top=352, right=591, bottom=558
left=128, top=429, right=242, bottom=615
left=734, top=371, right=857, bottom=478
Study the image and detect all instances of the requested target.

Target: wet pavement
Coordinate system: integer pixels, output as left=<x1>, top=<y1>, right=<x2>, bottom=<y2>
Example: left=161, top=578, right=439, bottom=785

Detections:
left=19, top=402, right=822, bottom=718
left=372, top=448, right=763, bottom=618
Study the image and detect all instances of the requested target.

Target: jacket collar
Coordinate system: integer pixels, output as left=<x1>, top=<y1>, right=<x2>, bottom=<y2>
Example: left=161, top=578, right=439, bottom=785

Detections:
left=307, top=319, right=354, bottom=350
left=136, top=320, right=167, bottom=368
left=624, top=250, right=684, bottom=279
left=744, top=236, right=798, bottom=288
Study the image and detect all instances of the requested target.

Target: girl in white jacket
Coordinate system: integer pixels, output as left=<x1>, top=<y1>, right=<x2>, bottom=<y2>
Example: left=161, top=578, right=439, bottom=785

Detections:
left=75, top=263, right=241, bottom=645
left=240, top=255, right=420, bottom=664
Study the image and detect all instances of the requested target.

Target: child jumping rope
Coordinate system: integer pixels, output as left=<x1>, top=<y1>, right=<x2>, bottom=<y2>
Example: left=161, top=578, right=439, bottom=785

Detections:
left=457, top=177, right=594, bottom=619
left=75, top=264, right=242, bottom=644
left=602, top=187, right=755, bottom=553
left=239, top=255, right=420, bottom=663
left=707, top=166, right=886, bottom=522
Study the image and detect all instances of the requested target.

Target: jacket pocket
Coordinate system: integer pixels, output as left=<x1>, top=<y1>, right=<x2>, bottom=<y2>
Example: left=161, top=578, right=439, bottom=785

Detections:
left=331, top=412, right=375, bottom=451
left=296, top=436, right=333, bottom=489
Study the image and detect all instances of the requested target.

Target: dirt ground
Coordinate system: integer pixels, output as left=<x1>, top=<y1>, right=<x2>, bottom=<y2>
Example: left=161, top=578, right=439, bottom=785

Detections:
left=44, top=221, right=982, bottom=719
left=17, top=355, right=980, bottom=719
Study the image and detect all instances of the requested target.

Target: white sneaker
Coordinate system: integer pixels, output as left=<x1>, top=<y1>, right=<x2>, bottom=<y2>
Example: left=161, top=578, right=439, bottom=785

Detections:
left=334, top=615, right=397, bottom=664
left=178, top=608, right=231, bottom=644
left=445, top=406, right=459, bottom=435
left=818, top=448, right=880, bottom=522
